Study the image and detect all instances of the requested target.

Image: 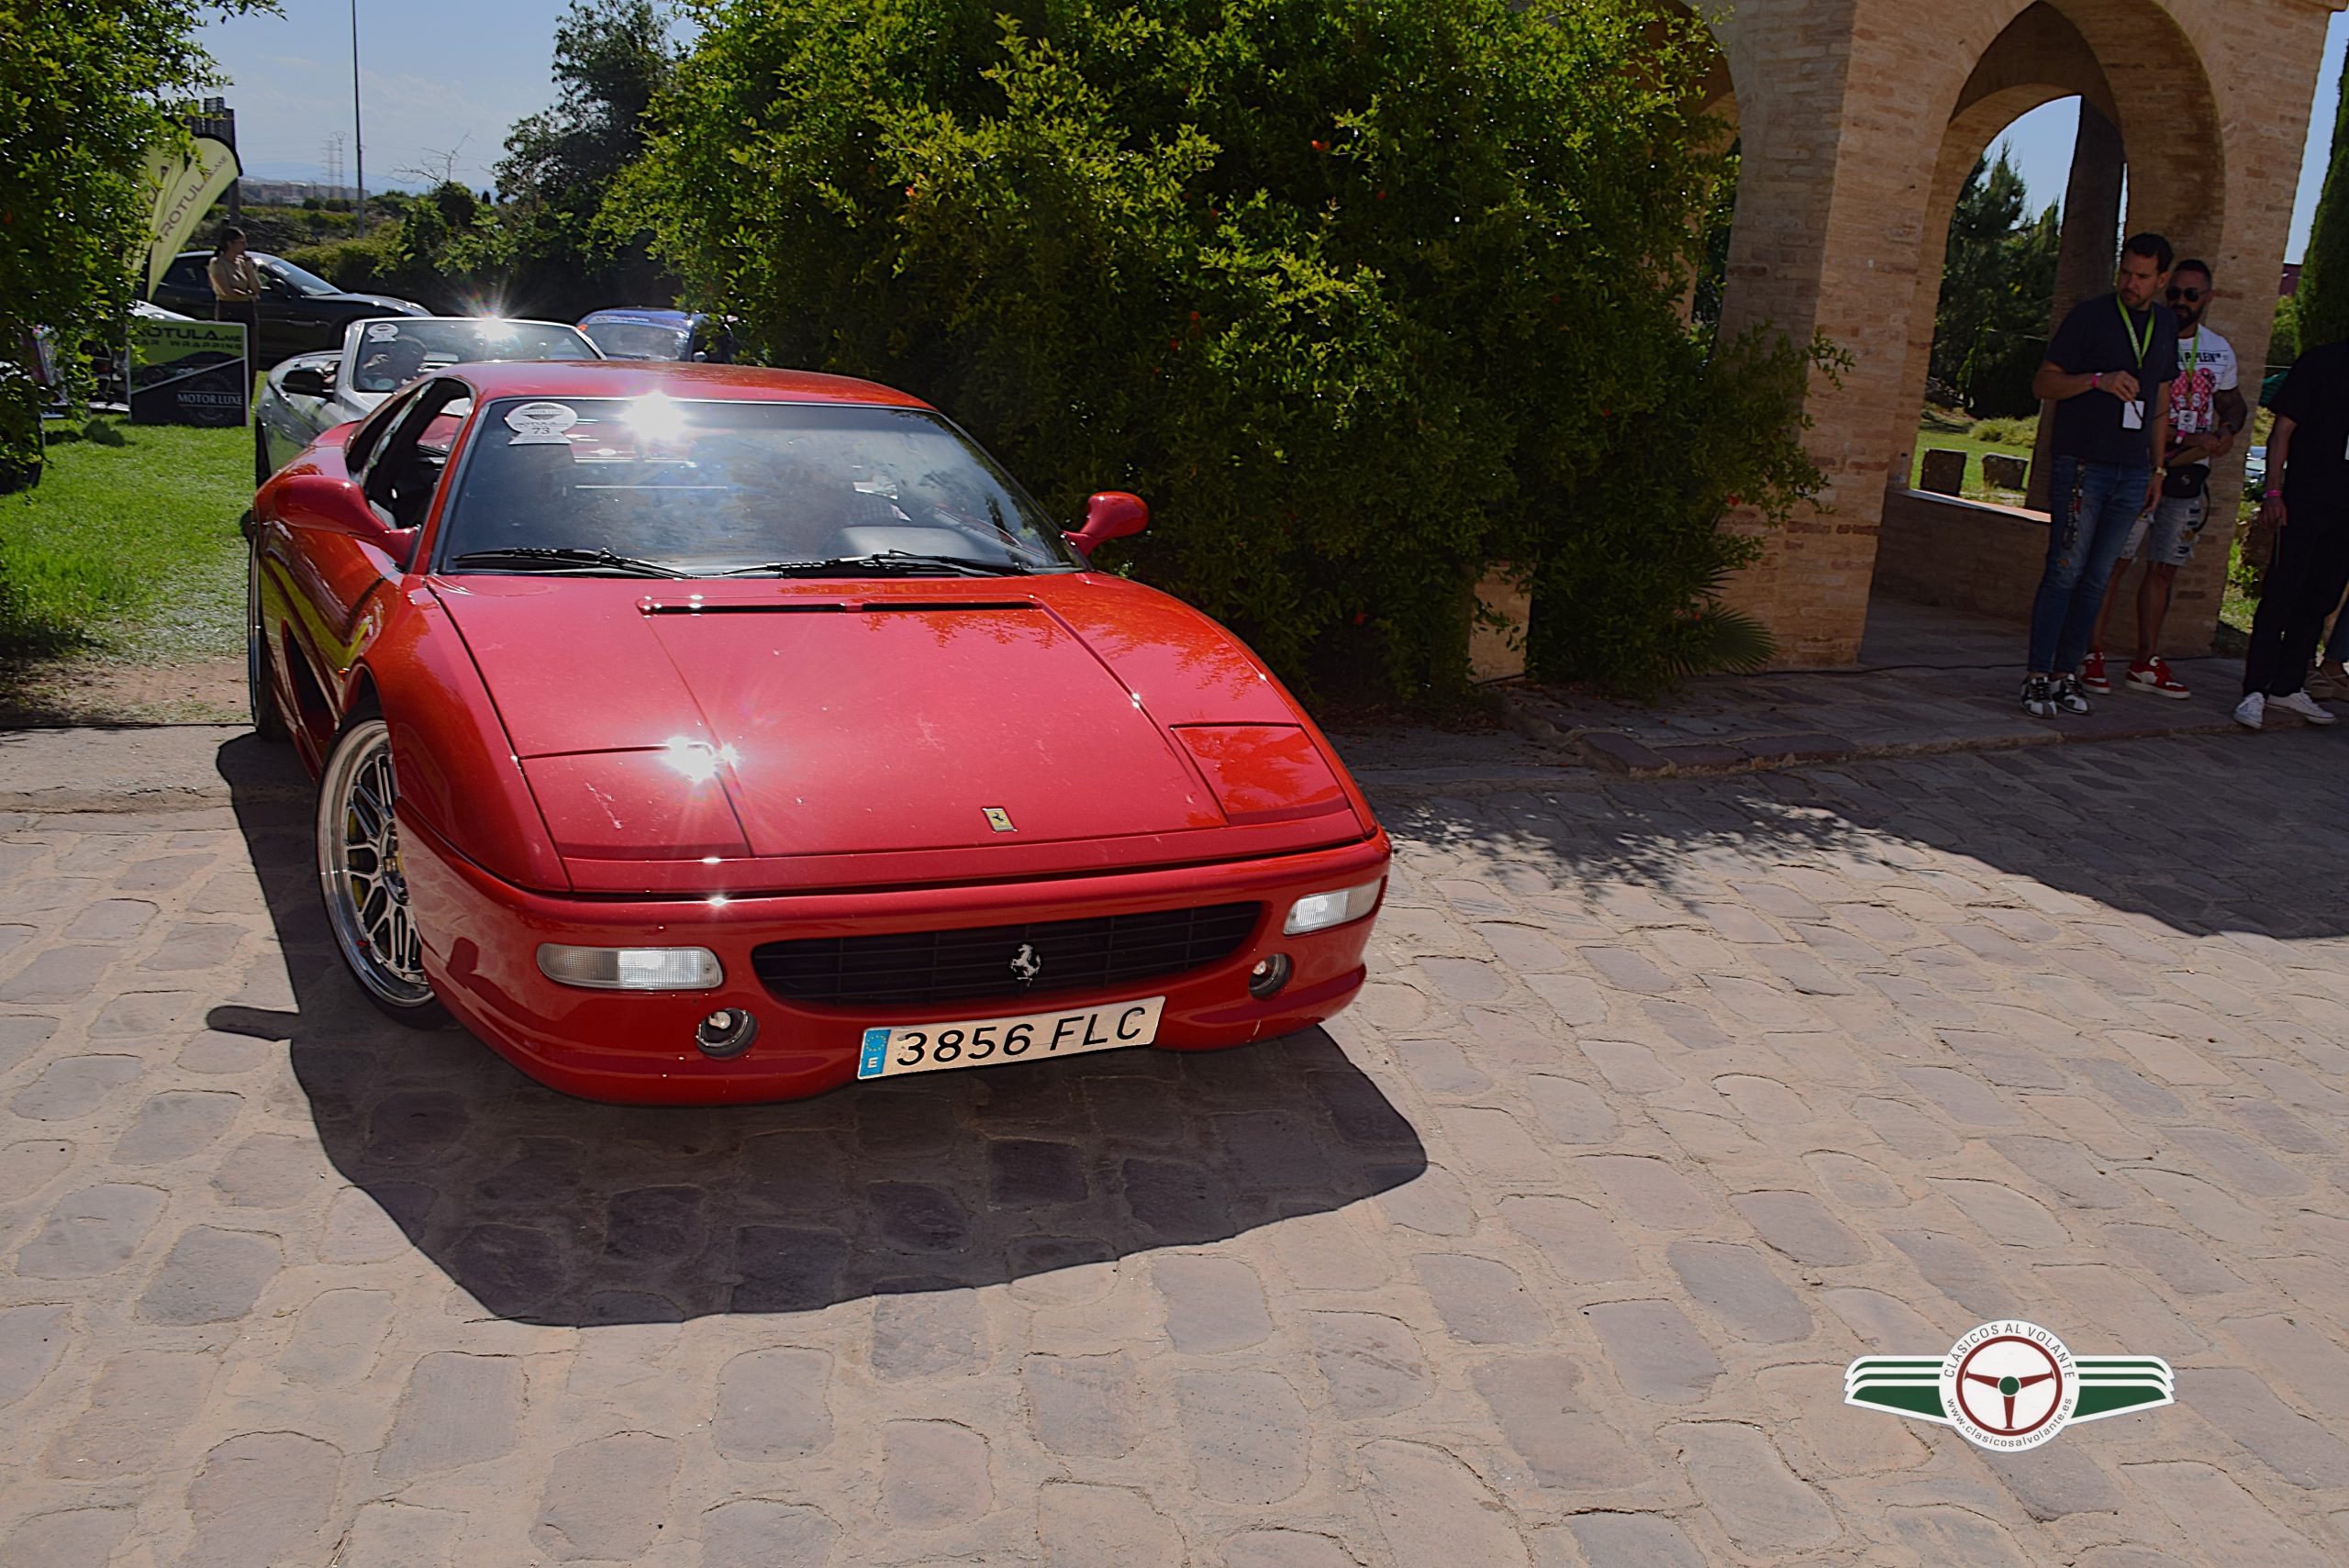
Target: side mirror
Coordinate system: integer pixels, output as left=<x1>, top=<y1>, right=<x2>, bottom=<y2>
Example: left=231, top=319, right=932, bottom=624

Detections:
left=281, top=364, right=333, bottom=398
left=1063, top=491, right=1149, bottom=557
left=273, top=473, right=417, bottom=566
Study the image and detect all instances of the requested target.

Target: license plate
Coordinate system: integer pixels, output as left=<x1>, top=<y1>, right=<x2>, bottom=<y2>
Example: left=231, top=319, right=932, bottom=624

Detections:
left=857, top=997, right=1165, bottom=1080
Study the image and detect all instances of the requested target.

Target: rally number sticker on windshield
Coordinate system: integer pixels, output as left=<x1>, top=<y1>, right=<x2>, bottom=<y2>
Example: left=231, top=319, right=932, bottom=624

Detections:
left=505, top=401, right=580, bottom=445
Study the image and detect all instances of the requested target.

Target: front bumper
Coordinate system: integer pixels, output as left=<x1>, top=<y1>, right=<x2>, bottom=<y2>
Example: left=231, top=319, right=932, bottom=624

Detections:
left=398, top=809, right=1390, bottom=1104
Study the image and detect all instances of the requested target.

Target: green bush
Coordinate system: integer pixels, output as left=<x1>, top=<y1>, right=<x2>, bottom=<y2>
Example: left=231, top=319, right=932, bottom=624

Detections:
left=283, top=230, right=402, bottom=295
left=621, top=0, right=1826, bottom=699
left=1969, top=415, right=2037, bottom=446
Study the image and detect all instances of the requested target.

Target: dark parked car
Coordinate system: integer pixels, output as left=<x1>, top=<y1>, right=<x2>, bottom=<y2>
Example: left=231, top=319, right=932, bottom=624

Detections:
left=150, top=250, right=427, bottom=364
left=577, top=306, right=736, bottom=362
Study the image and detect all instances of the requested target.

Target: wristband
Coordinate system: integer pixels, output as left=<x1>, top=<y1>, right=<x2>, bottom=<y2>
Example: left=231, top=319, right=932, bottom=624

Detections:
left=2090, top=372, right=2102, bottom=391
left=2264, top=487, right=2282, bottom=499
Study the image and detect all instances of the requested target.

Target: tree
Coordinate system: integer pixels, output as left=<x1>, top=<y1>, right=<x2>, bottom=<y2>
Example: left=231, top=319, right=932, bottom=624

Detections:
left=495, top=0, right=676, bottom=318
left=2295, top=39, right=2349, bottom=354
left=1932, top=150, right=2060, bottom=417
left=620, top=0, right=1827, bottom=698
left=0, top=0, right=275, bottom=488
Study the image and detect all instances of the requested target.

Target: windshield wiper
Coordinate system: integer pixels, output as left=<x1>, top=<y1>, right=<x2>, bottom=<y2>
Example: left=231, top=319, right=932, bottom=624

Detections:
left=446, top=547, right=687, bottom=578
left=720, top=550, right=1033, bottom=578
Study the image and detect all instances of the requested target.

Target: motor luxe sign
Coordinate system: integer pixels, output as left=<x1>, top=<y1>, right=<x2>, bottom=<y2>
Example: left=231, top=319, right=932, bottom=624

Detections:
left=129, top=320, right=248, bottom=428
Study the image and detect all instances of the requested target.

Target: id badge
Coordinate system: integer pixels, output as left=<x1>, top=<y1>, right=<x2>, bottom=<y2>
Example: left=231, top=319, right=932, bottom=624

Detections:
left=2121, top=400, right=2145, bottom=430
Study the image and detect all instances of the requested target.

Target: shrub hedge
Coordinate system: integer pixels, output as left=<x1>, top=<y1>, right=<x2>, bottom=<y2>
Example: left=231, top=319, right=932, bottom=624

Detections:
left=623, top=0, right=1830, bottom=698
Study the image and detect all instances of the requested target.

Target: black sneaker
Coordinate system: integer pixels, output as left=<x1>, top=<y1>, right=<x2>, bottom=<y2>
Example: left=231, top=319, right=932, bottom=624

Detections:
left=2021, top=675, right=2057, bottom=718
left=2054, top=673, right=2092, bottom=716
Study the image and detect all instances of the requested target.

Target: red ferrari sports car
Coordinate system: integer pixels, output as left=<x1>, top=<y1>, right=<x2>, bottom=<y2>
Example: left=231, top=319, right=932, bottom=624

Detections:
left=249, top=361, right=1390, bottom=1103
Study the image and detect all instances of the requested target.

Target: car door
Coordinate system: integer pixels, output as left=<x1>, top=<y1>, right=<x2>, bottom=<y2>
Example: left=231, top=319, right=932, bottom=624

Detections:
left=266, top=384, right=437, bottom=740
left=153, top=255, right=212, bottom=315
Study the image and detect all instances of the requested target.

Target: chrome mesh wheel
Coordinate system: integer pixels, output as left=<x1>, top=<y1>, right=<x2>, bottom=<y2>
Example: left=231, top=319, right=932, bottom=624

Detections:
left=317, top=717, right=434, bottom=1010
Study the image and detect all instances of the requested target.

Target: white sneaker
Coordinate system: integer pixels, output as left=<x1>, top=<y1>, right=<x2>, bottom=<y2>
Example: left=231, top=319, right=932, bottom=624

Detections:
left=2233, top=693, right=2265, bottom=730
left=2269, top=689, right=2339, bottom=726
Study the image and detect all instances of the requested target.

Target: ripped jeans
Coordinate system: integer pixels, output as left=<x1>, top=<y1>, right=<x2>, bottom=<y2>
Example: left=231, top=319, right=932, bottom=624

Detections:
left=2029, top=456, right=2149, bottom=674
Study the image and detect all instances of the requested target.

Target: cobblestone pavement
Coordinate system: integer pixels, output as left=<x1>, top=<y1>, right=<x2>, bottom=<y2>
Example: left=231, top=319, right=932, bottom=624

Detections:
left=4, top=728, right=2348, bottom=1566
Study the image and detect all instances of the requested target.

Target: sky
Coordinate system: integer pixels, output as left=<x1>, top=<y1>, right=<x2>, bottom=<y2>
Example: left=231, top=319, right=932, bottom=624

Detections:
left=207, top=2, right=2348, bottom=261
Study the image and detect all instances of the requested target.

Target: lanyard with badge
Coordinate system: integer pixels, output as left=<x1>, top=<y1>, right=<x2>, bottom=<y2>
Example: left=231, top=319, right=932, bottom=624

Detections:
left=2116, top=296, right=2152, bottom=431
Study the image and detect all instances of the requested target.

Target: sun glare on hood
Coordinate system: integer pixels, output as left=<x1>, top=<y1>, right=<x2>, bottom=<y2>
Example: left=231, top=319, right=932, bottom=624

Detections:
left=662, top=736, right=738, bottom=784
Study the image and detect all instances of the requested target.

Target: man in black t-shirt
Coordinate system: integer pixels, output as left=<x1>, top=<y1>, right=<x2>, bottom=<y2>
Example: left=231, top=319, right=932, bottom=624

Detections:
left=2021, top=234, right=2180, bottom=719
left=2235, top=339, right=2349, bottom=728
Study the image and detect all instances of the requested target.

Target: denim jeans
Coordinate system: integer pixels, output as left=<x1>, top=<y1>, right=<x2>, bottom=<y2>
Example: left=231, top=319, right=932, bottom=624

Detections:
left=2030, top=456, right=2149, bottom=674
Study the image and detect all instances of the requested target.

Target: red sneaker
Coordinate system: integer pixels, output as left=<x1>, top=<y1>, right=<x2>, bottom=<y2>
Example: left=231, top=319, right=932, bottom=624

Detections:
left=2127, top=657, right=2190, bottom=699
left=2081, top=651, right=2111, bottom=694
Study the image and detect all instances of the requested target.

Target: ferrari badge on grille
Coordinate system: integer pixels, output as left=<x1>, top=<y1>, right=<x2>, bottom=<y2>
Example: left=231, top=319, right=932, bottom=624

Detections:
left=984, top=807, right=1017, bottom=832
left=1009, top=944, right=1043, bottom=984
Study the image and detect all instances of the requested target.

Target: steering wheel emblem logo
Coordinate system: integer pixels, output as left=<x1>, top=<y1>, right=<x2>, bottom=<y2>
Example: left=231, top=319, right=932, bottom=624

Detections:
left=1846, top=1319, right=2171, bottom=1452
left=1008, top=943, right=1043, bottom=986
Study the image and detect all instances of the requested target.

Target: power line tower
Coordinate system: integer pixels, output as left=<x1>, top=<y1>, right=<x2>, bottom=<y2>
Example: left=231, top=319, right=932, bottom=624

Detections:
left=324, top=132, right=346, bottom=205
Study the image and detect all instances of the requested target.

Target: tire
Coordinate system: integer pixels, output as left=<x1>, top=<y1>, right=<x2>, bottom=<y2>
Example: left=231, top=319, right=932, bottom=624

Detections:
left=317, top=713, right=452, bottom=1029
left=247, top=539, right=288, bottom=742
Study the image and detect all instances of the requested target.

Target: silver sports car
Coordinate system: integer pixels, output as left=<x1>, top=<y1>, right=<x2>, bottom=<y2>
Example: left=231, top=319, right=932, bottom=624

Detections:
left=253, top=316, right=601, bottom=484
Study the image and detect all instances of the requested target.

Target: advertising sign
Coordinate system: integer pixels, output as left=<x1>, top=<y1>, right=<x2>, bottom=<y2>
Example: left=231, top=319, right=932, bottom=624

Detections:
left=140, top=136, right=240, bottom=297
left=128, top=319, right=249, bottom=427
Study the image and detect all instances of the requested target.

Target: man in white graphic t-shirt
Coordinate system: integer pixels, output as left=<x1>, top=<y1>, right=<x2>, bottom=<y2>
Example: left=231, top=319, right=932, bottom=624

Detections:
left=2085, top=258, right=2245, bottom=699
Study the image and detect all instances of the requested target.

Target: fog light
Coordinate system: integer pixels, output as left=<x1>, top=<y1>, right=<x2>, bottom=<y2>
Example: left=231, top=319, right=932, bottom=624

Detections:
left=1283, top=878, right=1384, bottom=936
left=695, top=1007, right=759, bottom=1058
left=536, top=944, right=723, bottom=990
left=1248, top=952, right=1293, bottom=999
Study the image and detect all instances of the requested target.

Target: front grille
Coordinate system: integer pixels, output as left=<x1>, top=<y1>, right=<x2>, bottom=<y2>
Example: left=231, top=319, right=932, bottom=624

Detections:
left=752, top=901, right=1263, bottom=1008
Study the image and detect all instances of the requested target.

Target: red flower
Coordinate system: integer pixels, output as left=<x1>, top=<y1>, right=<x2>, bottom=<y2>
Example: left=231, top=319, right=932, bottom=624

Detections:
left=1310, top=139, right=1326, bottom=151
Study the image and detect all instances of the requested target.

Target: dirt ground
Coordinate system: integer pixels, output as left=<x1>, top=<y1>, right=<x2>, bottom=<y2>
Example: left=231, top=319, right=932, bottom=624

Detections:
left=0, top=656, right=245, bottom=728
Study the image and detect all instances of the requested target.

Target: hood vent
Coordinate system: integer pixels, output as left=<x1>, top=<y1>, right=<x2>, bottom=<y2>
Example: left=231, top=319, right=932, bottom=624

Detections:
left=637, top=597, right=1038, bottom=617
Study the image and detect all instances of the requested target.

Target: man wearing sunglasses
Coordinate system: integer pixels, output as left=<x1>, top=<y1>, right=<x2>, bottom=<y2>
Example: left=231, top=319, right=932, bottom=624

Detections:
left=2085, top=260, right=2244, bottom=700
left=2024, top=234, right=2179, bottom=719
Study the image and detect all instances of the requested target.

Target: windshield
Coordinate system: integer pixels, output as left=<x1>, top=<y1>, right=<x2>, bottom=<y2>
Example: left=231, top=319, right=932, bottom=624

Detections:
left=436, top=396, right=1078, bottom=576
left=351, top=319, right=594, bottom=394
left=582, top=319, right=691, bottom=360
left=263, top=257, right=340, bottom=295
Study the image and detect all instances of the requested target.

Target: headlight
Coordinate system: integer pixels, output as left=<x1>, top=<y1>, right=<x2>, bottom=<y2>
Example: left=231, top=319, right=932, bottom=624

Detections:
left=536, top=944, right=723, bottom=990
left=1283, top=879, right=1384, bottom=936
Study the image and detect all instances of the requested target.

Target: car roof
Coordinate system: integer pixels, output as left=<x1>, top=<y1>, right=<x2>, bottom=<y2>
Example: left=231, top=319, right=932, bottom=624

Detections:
left=442, top=361, right=932, bottom=408
left=581, top=307, right=694, bottom=328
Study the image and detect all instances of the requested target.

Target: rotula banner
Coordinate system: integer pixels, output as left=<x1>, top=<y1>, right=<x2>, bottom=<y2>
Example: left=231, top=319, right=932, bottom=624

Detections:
left=141, top=136, right=240, bottom=297
left=128, top=319, right=249, bottom=427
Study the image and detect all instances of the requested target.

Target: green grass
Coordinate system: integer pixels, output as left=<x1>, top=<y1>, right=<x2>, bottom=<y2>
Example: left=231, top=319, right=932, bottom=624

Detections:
left=1911, top=410, right=2039, bottom=506
left=0, top=420, right=249, bottom=662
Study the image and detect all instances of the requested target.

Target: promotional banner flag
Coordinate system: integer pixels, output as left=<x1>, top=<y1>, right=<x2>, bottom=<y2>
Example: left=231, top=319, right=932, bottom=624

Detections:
left=141, top=137, right=240, bottom=297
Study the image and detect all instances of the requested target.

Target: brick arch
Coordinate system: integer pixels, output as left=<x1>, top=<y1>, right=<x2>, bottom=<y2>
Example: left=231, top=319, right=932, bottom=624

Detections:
left=1890, top=5, right=2123, bottom=484
left=1705, top=0, right=2321, bottom=670
left=1887, top=0, right=2224, bottom=495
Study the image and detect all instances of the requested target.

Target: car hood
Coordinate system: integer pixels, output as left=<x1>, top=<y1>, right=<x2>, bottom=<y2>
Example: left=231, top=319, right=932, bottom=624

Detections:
left=327, top=293, right=422, bottom=314
left=429, top=577, right=1371, bottom=893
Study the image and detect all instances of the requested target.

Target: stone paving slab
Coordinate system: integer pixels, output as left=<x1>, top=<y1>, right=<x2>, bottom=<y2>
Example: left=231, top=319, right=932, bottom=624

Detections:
left=1502, top=598, right=2300, bottom=778
left=1, top=728, right=2347, bottom=1564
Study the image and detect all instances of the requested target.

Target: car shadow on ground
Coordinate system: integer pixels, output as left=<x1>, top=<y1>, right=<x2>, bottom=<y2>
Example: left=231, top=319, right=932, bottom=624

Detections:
left=209, top=735, right=1427, bottom=1327
left=1380, top=729, right=2349, bottom=943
